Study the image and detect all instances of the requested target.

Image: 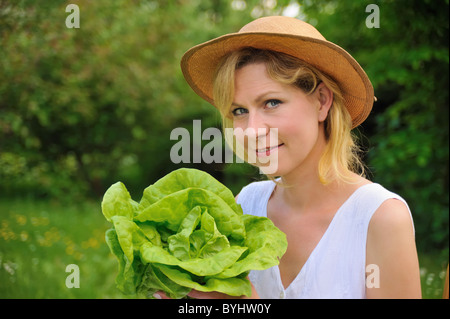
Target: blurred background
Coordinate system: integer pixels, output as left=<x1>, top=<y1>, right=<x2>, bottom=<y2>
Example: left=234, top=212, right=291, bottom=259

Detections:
left=0, top=0, right=448, bottom=298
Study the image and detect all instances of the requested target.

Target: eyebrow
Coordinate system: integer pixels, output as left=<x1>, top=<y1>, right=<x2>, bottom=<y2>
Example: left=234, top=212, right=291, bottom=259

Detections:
left=232, top=91, right=282, bottom=108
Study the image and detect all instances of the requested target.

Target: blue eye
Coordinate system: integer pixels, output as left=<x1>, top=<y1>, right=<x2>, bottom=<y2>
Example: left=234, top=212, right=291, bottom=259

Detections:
left=231, top=107, right=248, bottom=116
left=265, top=99, right=281, bottom=108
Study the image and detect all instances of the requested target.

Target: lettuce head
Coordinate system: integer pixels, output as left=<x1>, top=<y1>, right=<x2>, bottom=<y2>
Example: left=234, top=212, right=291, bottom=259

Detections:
left=101, top=168, right=287, bottom=298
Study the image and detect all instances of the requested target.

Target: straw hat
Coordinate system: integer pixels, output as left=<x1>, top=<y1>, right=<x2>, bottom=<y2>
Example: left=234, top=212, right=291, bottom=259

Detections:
left=181, top=16, right=374, bottom=128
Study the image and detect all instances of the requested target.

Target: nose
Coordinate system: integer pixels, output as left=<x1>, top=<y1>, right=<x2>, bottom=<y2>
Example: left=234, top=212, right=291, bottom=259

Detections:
left=246, top=111, right=269, bottom=142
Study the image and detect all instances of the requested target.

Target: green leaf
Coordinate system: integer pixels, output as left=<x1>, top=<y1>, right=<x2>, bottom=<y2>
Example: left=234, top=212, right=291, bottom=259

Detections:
left=136, top=187, right=245, bottom=241
left=167, top=206, right=202, bottom=260
left=101, top=182, right=137, bottom=222
left=193, top=209, right=230, bottom=259
left=101, top=168, right=288, bottom=298
left=137, top=264, right=191, bottom=299
left=105, top=228, right=145, bottom=295
left=140, top=242, right=247, bottom=277
left=139, top=168, right=240, bottom=212
left=111, top=215, right=147, bottom=264
left=215, top=214, right=287, bottom=278
left=155, top=264, right=252, bottom=297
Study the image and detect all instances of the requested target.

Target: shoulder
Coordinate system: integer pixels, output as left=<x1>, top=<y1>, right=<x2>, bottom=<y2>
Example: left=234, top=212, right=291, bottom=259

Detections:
left=364, top=181, right=414, bottom=241
left=350, top=182, right=414, bottom=229
left=358, top=183, right=415, bottom=257
left=368, top=197, right=414, bottom=237
left=365, top=198, right=421, bottom=298
left=235, top=179, right=276, bottom=217
left=235, top=179, right=275, bottom=200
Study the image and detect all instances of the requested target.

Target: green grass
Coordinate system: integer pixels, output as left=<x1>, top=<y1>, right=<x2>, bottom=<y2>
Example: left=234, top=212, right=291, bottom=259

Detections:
left=0, top=199, right=126, bottom=298
left=0, top=199, right=448, bottom=299
left=418, top=253, right=448, bottom=299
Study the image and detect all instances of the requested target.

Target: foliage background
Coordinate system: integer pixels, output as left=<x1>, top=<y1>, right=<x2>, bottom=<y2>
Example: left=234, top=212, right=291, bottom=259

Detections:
left=0, top=0, right=448, bottom=298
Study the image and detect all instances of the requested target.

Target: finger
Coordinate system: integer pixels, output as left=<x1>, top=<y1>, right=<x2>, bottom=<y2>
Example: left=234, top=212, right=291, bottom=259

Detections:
left=187, top=289, right=234, bottom=299
left=153, top=291, right=171, bottom=299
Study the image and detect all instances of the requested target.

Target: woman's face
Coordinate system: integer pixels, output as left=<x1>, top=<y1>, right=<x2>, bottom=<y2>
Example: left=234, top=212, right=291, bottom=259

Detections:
left=231, top=62, right=331, bottom=177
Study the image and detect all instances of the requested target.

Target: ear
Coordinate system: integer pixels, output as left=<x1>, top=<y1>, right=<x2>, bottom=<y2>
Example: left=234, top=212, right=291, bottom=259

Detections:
left=316, top=82, right=333, bottom=122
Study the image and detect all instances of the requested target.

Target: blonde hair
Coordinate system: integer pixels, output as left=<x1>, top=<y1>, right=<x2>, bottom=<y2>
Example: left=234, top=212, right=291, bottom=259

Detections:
left=213, top=48, right=365, bottom=185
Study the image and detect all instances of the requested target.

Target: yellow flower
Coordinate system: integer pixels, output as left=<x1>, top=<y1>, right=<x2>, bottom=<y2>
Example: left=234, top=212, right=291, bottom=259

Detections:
left=66, top=245, right=75, bottom=255
left=81, top=237, right=100, bottom=250
left=0, top=221, right=16, bottom=241
left=15, top=215, right=27, bottom=226
left=89, top=238, right=99, bottom=249
left=20, top=231, right=29, bottom=242
left=39, top=217, right=50, bottom=226
left=81, top=240, right=90, bottom=250
left=31, top=216, right=50, bottom=227
left=74, top=252, right=83, bottom=261
left=63, top=236, right=73, bottom=246
left=37, top=236, right=51, bottom=247
left=30, top=217, right=40, bottom=226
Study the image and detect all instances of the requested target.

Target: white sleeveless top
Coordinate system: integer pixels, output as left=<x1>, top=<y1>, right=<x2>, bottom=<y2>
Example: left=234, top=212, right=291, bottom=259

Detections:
left=236, top=180, right=414, bottom=299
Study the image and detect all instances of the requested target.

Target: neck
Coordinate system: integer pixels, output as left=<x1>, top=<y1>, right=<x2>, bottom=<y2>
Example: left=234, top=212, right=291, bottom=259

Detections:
left=278, top=167, right=339, bottom=214
left=275, top=125, right=341, bottom=214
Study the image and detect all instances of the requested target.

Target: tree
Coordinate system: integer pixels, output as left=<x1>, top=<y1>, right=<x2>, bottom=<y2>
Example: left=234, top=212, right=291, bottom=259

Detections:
left=301, top=0, right=449, bottom=252
left=0, top=0, right=263, bottom=199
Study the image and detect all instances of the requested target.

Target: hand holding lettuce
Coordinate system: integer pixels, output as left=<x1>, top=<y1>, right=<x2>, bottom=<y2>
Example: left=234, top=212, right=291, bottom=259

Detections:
left=101, top=168, right=287, bottom=298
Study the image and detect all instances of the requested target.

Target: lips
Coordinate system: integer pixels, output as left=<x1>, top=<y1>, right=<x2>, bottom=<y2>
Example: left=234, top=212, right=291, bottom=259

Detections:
left=256, top=143, right=284, bottom=156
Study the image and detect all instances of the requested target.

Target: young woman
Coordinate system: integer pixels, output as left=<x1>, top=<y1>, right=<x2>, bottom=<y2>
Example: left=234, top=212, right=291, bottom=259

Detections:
left=179, top=16, right=421, bottom=299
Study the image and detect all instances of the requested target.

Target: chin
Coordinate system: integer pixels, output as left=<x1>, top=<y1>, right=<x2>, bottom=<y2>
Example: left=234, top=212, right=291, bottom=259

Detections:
left=257, top=162, right=286, bottom=177
left=258, top=159, right=306, bottom=179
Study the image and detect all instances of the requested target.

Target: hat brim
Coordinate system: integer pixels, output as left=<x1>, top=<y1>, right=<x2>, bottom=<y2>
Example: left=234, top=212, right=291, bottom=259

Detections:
left=181, top=32, right=374, bottom=128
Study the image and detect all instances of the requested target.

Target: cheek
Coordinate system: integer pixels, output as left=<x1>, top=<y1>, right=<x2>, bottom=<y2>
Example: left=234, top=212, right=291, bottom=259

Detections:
left=232, top=123, right=250, bottom=148
left=282, top=118, right=320, bottom=151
